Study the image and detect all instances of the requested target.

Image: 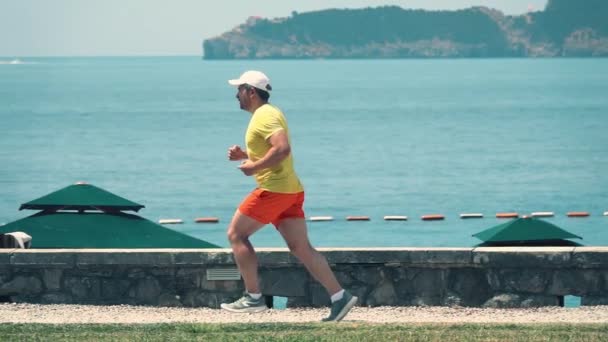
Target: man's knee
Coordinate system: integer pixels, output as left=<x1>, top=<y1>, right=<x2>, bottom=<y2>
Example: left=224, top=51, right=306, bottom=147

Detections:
left=227, top=226, right=247, bottom=244
left=287, top=241, right=313, bottom=257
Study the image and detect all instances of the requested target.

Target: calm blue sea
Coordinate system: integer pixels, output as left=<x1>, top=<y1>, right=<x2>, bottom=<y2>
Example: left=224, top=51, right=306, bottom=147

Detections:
left=1, top=57, right=607, bottom=248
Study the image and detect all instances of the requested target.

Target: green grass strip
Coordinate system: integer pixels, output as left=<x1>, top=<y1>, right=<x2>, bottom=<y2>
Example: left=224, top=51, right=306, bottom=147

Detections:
left=0, top=323, right=606, bottom=341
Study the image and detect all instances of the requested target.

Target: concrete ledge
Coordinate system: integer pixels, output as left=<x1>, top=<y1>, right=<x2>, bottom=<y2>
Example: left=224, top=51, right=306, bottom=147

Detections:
left=75, top=249, right=176, bottom=266
left=1, top=247, right=607, bottom=308
left=4, top=247, right=608, bottom=267
left=472, top=247, right=575, bottom=268
left=10, top=250, right=76, bottom=267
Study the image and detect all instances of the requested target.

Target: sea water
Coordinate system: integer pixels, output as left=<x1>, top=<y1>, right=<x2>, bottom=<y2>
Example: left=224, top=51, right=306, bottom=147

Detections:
left=1, top=57, right=607, bottom=249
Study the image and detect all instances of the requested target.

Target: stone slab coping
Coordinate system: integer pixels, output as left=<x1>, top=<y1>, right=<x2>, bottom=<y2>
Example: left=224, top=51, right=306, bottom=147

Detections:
left=4, top=246, right=608, bottom=253
left=0, top=247, right=606, bottom=267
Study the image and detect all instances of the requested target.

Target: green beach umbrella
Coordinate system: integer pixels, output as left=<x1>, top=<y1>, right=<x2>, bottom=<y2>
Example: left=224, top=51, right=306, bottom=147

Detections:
left=473, top=216, right=583, bottom=247
left=19, top=182, right=144, bottom=212
left=0, top=211, right=219, bottom=248
left=4, top=182, right=220, bottom=248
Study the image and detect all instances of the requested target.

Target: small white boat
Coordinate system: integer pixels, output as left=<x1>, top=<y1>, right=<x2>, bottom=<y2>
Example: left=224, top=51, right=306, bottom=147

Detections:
left=0, top=59, right=23, bottom=65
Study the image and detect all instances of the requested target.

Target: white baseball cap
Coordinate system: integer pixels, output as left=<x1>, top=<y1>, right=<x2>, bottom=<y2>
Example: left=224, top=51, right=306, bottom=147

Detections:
left=228, top=70, right=272, bottom=92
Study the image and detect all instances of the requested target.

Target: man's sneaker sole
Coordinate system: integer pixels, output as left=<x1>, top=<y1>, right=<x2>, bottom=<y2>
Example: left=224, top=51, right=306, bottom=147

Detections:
left=333, top=295, right=358, bottom=321
left=220, top=303, right=268, bottom=313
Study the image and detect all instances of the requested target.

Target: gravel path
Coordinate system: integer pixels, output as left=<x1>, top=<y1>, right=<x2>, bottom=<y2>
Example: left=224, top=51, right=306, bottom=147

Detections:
left=1, top=304, right=607, bottom=324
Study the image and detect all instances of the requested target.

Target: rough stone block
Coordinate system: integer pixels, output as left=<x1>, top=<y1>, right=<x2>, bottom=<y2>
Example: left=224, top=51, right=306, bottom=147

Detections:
left=396, top=268, right=446, bottom=298
left=443, top=292, right=464, bottom=307
left=487, top=269, right=550, bottom=294
left=182, top=290, right=239, bottom=308
left=0, top=276, right=42, bottom=296
left=447, top=268, right=492, bottom=306
left=366, top=279, right=398, bottom=306
left=177, top=268, right=203, bottom=289
left=333, top=269, right=356, bottom=286
left=410, top=295, right=443, bottom=306
left=64, top=277, right=101, bottom=301
left=42, top=269, right=63, bottom=291
left=40, top=293, right=72, bottom=304
left=200, top=276, right=243, bottom=292
left=260, top=267, right=308, bottom=297
left=0, top=268, right=12, bottom=286
left=126, top=268, right=146, bottom=279
left=548, top=270, right=603, bottom=296
left=350, top=266, right=384, bottom=285
left=75, top=267, right=114, bottom=277
left=129, top=277, right=161, bottom=305
left=582, top=296, right=608, bottom=306
left=101, top=279, right=131, bottom=299
left=310, top=282, right=330, bottom=307
left=149, top=268, right=175, bottom=277
left=572, top=247, right=608, bottom=268
left=483, top=293, right=559, bottom=308
left=158, top=293, right=183, bottom=307
left=287, top=296, right=312, bottom=307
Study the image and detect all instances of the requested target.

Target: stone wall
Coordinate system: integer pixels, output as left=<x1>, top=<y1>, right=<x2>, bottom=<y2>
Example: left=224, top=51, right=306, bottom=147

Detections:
left=0, top=247, right=607, bottom=308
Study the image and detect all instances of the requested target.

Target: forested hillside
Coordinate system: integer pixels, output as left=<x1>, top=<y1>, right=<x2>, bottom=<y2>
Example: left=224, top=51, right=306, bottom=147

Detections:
left=203, top=0, right=608, bottom=59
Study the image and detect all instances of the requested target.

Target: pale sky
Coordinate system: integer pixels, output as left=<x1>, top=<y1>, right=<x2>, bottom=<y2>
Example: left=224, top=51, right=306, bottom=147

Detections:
left=0, top=0, right=548, bottom=57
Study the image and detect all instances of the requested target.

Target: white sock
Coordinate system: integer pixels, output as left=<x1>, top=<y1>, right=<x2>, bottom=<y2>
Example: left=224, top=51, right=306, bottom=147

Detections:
left=330, top=289, right=344, bottom=303
left=248, top=292, right=262, bottom=300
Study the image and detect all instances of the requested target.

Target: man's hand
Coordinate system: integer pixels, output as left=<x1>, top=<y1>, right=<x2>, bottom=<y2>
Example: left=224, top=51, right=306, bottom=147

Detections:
left=238, top=160, right=258, bottom=176
left=228, top=145, right=248, bottom=161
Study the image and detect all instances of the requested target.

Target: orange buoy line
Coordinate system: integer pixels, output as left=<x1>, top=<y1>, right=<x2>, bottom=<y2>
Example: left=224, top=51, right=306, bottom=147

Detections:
left=195, top=217, right=219, bottom=223
left=496, top=212, right=518, bottom=219
left=159, top=219, right=183, bottom=224
left=460, top=213, right=483, bottom=219
left=421, top=214, right=444, bottom=221
left=346, top=216, right=370, bottom=221
left=384, top=215, right=408, bottom=221
left=567, top=211, right=590, bottom=217
left=162, top=210, right=601, bottom=224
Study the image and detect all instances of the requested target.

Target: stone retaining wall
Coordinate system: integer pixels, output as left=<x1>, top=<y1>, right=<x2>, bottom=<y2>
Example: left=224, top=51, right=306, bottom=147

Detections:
left=0, top=247, right=607, bottom=308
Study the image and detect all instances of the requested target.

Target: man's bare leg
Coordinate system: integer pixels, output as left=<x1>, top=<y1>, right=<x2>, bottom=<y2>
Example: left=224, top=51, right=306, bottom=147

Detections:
left=226, top=210, right=265, bottom=293
left=277, top=218, right=341, bottom=295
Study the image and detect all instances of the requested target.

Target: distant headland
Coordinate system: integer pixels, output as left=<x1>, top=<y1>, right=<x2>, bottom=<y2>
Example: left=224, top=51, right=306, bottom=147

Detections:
left=202, top=0, right=608, bottom=59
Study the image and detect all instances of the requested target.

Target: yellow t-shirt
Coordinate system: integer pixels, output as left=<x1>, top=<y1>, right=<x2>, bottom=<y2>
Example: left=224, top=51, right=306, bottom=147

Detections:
left=245, top=104, right=304, bottom=193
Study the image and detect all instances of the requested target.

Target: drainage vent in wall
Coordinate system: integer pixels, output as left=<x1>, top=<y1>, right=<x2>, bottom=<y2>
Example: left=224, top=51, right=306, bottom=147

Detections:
left=206, top=268, right=241, bottom=281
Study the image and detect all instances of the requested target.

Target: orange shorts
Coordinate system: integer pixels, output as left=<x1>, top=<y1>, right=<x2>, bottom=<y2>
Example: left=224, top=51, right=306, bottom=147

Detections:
left=238, top=188, right=305, bottom=227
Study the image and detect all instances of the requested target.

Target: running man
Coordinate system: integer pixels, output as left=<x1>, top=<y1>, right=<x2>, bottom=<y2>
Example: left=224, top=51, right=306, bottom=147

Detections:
left=220, top=70, right=357, bottom=322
